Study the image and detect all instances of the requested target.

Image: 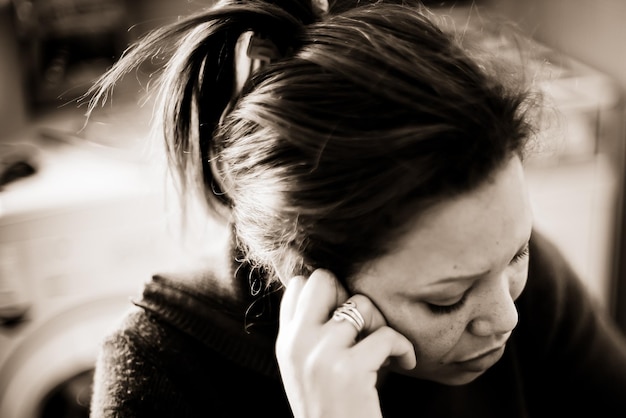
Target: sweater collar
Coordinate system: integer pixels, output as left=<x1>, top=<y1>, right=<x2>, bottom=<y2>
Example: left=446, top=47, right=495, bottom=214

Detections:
left=134, top=240, right=284, bottom=379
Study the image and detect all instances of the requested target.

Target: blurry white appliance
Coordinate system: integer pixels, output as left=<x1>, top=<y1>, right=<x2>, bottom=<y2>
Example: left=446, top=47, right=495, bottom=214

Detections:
left=0, top=102, right=224, bottom=418
left=522, top=45, right=624, bottom=312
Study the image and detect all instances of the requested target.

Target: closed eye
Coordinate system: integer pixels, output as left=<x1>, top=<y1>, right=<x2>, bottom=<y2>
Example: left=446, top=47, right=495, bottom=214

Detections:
left=427, top=292, right=468, bottom=315
left=511, top=243, right=530, bottom=264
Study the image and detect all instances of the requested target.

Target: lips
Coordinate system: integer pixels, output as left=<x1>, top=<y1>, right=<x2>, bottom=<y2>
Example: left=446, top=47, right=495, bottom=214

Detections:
left=460, top=346, right=504, bottom=363
left=454, top=345, right=506, bottom=372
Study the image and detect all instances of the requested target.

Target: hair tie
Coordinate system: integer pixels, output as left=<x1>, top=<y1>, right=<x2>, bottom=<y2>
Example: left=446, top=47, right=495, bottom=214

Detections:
left=223, top=0, right=328, bottom=121
left=219, top=31, right=281, bottom=126
left=247, top=33, right=281, bottom=65
left=312, top=0, right=329, bottom=17
left=229, top=32, right=281, bottom=105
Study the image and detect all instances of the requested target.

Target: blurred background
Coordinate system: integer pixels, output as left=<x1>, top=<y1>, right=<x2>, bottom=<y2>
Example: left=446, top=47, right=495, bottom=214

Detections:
left=0, top=0, right=624, bottom=417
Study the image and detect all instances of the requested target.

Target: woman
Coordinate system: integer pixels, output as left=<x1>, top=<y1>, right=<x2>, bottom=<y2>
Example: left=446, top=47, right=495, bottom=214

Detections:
left=86, top=0, right=626, bottom=417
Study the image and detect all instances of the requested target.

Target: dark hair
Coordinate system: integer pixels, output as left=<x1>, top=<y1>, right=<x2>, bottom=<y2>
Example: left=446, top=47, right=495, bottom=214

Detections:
left=86, top=0, right=537, bottom=285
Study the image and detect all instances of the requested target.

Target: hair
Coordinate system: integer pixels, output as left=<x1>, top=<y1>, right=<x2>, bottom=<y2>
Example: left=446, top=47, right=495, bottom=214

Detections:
left=86, top=0, right=539, bottom=287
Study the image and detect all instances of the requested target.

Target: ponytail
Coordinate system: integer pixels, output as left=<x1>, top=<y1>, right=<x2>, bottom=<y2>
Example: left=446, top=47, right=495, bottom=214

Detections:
left=84, top=0, right=531, bottom=284
left=85, top=0, right=311, bottom=217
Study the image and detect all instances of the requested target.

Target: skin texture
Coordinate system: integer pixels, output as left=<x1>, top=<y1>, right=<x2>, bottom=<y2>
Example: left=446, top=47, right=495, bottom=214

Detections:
left=351, top=155, right=534, bottom=385
left=276, top=156, right=534, bottom=417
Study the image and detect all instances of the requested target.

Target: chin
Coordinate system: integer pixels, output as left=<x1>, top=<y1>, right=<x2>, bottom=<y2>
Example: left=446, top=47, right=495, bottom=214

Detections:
left=394, top=366, right=487, bottom=386
left=433, top=370, right=487, bottom=386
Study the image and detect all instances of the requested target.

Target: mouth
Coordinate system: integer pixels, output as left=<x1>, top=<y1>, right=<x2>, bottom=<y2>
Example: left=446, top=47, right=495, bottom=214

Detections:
left=453, top=345, right=506, bottom=372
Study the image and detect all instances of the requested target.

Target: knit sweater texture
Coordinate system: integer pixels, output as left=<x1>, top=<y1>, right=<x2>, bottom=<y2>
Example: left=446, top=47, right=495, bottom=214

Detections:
left=89, top=231, right=626, bottom=417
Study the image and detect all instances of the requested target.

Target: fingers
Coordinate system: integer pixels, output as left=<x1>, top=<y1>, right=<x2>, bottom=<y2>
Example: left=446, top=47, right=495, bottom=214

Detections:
left=279, top=268, right=416, bottom=370
left=350, top=294, right=387, bottom=334
left=279, top=275, right=306, bottom=324
left=276, top=269, right=414, bottom=418
left=323, top=294, right=387, bottom=346
left=291, top=269, right=349, bottom=326
left=279, top=268, right=392, bottom=343
left=352, top=327, right=417, bottom=371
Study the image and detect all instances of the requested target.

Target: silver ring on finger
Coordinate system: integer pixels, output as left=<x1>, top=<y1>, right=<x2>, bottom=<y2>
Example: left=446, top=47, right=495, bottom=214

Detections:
left=332, top=300, right=365, bottom=334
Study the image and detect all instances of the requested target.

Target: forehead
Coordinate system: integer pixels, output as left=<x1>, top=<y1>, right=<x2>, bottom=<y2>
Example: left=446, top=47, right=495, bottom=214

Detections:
left=355, top=156, right=533, bottom=285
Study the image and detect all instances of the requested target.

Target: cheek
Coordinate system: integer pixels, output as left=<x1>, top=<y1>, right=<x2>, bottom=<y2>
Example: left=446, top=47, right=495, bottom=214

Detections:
left=382, top=303, right=468, bottom=362
left=510, top=265, right=529, bottom=301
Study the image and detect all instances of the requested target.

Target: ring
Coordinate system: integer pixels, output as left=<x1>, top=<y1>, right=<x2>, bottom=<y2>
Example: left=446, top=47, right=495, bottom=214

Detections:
left=332, top=300, right=365, bottom=334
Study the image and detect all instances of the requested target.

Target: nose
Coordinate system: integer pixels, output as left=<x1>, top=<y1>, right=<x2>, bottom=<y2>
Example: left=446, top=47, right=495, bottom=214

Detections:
left=468, top=277, right=519, bottom=337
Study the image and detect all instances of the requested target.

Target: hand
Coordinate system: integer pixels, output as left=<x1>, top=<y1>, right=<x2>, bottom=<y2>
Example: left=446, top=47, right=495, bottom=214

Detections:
left=276, top=269, right=416, bottom=418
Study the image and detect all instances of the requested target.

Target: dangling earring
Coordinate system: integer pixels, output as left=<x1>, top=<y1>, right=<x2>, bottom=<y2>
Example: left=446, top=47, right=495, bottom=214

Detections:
left=249, top=267, right=263, bottom=297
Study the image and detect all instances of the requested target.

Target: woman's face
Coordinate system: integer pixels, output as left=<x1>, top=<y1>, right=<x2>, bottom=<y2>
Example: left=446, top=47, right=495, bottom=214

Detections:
left=351, top=156, right=533, bottom=385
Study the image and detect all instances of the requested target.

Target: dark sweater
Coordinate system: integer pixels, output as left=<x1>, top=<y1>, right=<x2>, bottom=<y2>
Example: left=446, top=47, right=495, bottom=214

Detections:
left=89, top=231, right=626, bottom=417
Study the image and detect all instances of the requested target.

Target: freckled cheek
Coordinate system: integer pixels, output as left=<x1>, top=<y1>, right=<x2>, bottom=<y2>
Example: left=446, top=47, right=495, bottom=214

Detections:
left=384, top=307, right=468, bottom=361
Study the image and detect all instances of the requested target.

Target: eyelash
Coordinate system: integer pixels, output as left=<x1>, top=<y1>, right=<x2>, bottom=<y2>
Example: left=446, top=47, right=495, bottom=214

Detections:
left=427, top=245, right=530, bottom=315
left=512, top=245, right=530, bottom=264
left=427, top=293, right=468, bottom=315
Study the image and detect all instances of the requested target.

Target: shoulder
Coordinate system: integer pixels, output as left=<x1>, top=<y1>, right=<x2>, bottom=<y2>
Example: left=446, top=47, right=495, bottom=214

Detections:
left=523, top=228, right=600, bottom=317
left=89, top=265, right=284, bottom=417
left=511, top=229, right=626, bottom=414
left=90, top=305, right=201, bottom=417
left=519, top=229, right=603, bottom=347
